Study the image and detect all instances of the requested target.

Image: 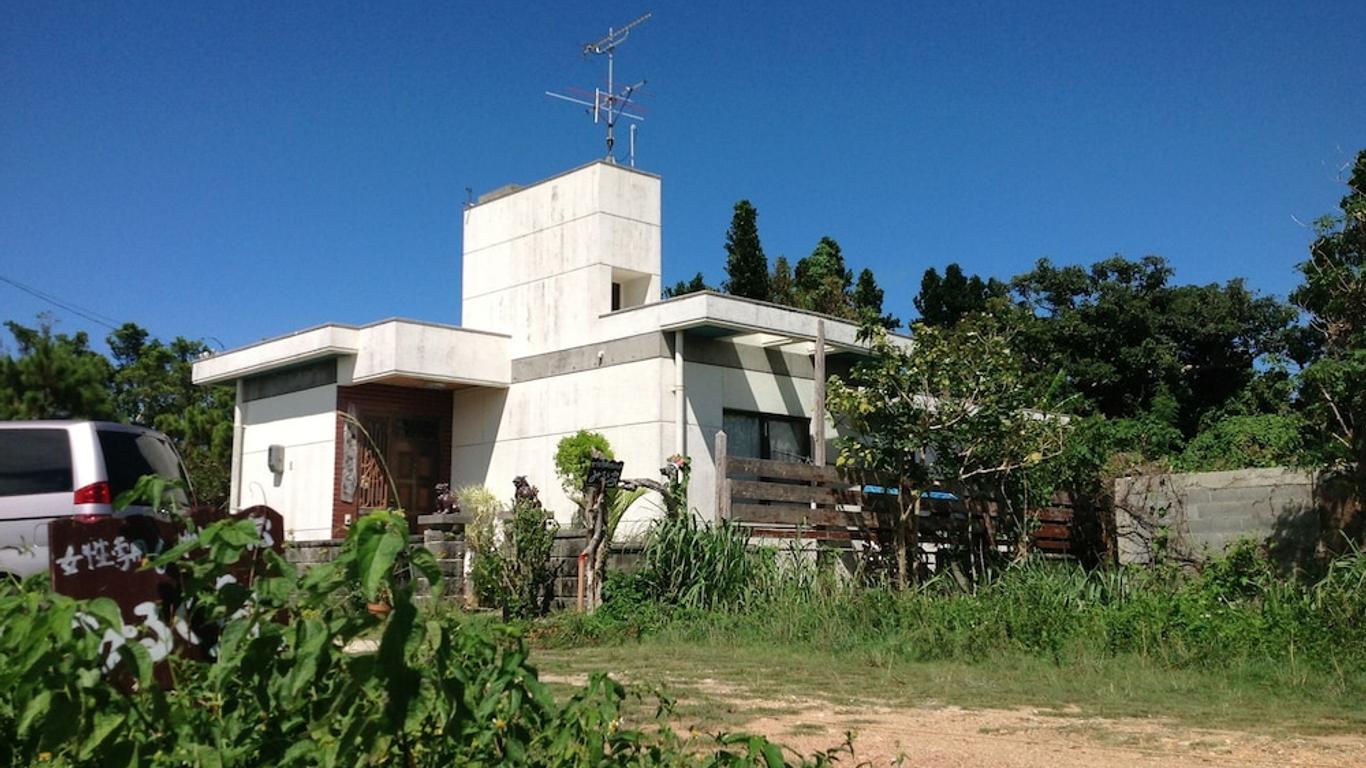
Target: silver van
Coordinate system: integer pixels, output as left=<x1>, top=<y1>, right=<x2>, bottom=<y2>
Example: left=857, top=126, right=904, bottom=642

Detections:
left=0, top=421, right=191, bottom=580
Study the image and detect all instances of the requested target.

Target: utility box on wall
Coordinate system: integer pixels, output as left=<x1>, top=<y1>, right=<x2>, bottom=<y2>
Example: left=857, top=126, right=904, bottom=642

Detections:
left=267, top=444, right=286, bottom=475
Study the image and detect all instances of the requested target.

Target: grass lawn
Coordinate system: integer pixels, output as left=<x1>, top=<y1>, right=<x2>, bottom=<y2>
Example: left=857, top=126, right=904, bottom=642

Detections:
left=532, top=636, right=1366, bottom=738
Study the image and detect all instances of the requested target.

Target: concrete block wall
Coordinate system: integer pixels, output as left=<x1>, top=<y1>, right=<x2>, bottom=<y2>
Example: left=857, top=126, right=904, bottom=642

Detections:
left=284, top=534, right=466, bottom=598
left=545, top=528, right=642, bottom=611
left=281, top=528, right=639, bottom=612
left=1114, top=467, right=1319, bottom=567
left=284, top=538, right=345, bottom=572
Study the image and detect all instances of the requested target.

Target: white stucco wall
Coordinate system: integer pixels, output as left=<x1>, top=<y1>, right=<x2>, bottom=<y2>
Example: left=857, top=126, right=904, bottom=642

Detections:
left=450, top=358, right=670, bottom=530
left=450, top=347, right=841, bottom=533
left=462, top=162, right=663, bottom=357
left=238, top=384, right=337, bottom=541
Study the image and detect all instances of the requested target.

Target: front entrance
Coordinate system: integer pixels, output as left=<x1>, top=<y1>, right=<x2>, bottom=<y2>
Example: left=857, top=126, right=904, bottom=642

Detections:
left=334, top=384, right=453, bottom=537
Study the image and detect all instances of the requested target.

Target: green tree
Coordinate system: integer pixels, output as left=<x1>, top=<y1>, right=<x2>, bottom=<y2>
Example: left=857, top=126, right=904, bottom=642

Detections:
left=1291, top=149, right=1366, bottom=496
left=852, top=267, right=901, bottom=329
left=662, top=272, right=710, bottom=298
left=913, top=263, right=1007, bottom=327
left=1011, top=255, right=1295, bottom=437
left=769, top=256, right=796, bottom=306
left=722, top=199, right=769, bottom=300
left=0, top=316, right=115, bottom=420
left=554, top=430, right=622, bottom=611
left=107, top=323, right=235, bottom=508
left=795, top=236, right=853, bottom=316
left=827, top=315, right=1071, bottom=588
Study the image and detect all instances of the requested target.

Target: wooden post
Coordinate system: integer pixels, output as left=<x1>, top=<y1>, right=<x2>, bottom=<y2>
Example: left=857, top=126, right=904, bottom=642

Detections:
left=714, top=430, right=730, bottom=521
left=813, top=320, right=827, bottom=466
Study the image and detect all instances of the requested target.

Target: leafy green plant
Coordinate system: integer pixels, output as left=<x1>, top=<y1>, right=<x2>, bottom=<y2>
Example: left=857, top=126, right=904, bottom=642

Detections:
left=545, top=527, right=1366, bottom=700
left=494, top=498, right=560, bottom=620
left=1175, top=414, right=1307, bottom=472
left=0, top=500, right=824, bottom=766
left=553, top=429, right=615, bottom=495
left=634, top=514, right=773, bottom=612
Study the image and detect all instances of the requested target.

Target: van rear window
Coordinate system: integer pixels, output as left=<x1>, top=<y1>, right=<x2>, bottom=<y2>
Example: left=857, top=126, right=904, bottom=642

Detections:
left=97, top=429, right=189, bottom=505
left=0, top=428, right=74, bottom=497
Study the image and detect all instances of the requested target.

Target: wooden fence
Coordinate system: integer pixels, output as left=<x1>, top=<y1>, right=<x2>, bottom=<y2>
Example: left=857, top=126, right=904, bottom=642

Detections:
left=714, top=432, right=1093, bottom=559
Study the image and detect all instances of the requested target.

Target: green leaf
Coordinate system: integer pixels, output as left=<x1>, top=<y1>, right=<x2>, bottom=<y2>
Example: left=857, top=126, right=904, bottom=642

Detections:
left=356, top=523, right=405, bottom=602
left=408, top=547, right=443, bottom=599
left=81, top=597, right=125, bottom=632
left=78, top=711, right=126, bottom=760
left=116, top=640, right=155, bottom=690
left=17, top=690, right=51, bottom=737
left=761, top=740, right=786, bottom=767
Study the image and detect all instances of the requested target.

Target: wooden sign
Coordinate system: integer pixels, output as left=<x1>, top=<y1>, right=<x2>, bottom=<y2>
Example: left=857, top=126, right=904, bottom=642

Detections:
left=584, top=459, right=624, bottom=490
left=49, top=506, right=285, bottom=686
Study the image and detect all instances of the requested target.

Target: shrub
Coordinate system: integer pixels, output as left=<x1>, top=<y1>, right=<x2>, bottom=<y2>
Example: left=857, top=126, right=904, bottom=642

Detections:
left=573, top=534, right=1366, bottom=681
left=553, top=429, right=614, bottom=494
left=0, top=509, right=817, bottom=767
left=1175, top=413, right=1307, bottom=471
left=496, top=497, right=560, bottom=620
left=457, top=483, right=503, bottom=555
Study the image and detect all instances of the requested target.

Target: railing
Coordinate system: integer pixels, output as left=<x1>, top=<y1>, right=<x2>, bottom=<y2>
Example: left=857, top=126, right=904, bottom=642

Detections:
left=714, top=430, right=1080, bottom=557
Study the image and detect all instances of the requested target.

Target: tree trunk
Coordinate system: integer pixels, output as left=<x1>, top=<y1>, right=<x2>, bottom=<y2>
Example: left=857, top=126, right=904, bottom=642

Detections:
left=895, top=488, right=923, bottom=590
left=580, top=485, right=605, bottom=612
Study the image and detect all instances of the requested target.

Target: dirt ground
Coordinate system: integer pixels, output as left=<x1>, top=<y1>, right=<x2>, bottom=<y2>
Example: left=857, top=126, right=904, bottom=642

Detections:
left=744, top=698, right=1366, bottom=767
left=545, top=671, right=1366, bottom=767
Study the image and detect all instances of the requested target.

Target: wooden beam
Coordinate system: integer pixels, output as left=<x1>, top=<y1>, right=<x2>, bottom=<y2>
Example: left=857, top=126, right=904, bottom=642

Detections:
left=813, top=320, right=826, bottom=466
left=727, top=455, right=843, bottom=483
left=731, top=503, right=888, bottom=528
left=714, top=430, right=730, bottom=521
left=729, top=479, right=841, bottom=505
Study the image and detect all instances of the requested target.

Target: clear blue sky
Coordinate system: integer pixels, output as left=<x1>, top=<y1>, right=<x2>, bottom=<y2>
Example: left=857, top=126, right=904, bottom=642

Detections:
left=3, top=1, right=1363, bottom=351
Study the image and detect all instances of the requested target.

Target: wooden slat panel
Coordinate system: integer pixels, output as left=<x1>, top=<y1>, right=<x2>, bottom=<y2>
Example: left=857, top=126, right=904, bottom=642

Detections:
left=730, top=503, right=888, bottom=528
left=1034, top=538, right=1071, bottom=552
left=729, top=479, right=841, bottom=505
left=1034, top=508, right=1073, bottom=523
left=747, top=527, right=866, bottom=541
left=1032, top=523, right=1070, bottom=540
left=727, top=456, right=843, bottom=483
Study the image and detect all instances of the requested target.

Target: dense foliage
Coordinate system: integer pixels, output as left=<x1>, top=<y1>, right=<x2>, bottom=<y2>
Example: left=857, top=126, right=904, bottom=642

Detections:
left=1291, top=149, right=1366, bottom=498
left=903, top=252, right=1308, bottom=484
left=828, top=315, right=1072, bottom=585
left=548, top=523, right=1366, bottom=696
left=667, top=199, right=900, bottom=328
left=553, top=429, right=616, bottom=495
left=913, top=264, right=1007, bottom=328
left=0, top=316, right=234, bottom=507
left=722, top=200, right=769, bottom=301
left=491, top=497, right=560, bottom=620
left=0, top=507, right=826, bottom=767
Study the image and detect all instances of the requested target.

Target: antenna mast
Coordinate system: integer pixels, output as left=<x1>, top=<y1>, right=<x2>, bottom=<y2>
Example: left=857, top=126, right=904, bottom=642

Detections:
left=546, top=12, right=651, bottom=164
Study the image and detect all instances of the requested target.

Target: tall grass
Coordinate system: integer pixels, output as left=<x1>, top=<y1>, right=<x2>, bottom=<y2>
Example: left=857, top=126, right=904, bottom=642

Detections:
left=544, top=518, right=1366, bottom=689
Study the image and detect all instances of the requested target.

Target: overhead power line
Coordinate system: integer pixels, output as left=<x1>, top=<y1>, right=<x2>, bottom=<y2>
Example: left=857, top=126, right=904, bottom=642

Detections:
left=0, top=273, right=123, bottom=331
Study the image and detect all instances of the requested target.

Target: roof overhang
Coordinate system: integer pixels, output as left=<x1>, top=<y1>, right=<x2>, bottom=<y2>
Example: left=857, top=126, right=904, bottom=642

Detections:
left=192, top=318, right=512, bottom=389
left=597, top=291, right=911, bottom=354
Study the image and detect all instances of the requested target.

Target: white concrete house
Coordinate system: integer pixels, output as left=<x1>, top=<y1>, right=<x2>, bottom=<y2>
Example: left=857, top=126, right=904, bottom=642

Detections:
left=192, top=160, right=889, bottom=540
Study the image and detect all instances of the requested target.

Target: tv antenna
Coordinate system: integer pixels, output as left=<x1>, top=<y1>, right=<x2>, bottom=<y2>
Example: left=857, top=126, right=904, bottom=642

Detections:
left=546, top=12, right=651, bottom=165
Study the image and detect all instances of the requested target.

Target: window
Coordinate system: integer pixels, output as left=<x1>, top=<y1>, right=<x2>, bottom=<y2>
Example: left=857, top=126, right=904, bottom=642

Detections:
left=0, top=428, right=73, bottom=497
left=97, top=429, right=189, bottom=505
left=242, top=359, right=337, bottom=402
left=722, top=410, right=811, bottom=462
left=611, top=282, right=622, bottom=311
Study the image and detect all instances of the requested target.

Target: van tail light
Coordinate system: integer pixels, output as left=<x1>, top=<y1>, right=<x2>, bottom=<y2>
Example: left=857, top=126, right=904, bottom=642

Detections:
left=74, top=481, right=112, bottom=506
